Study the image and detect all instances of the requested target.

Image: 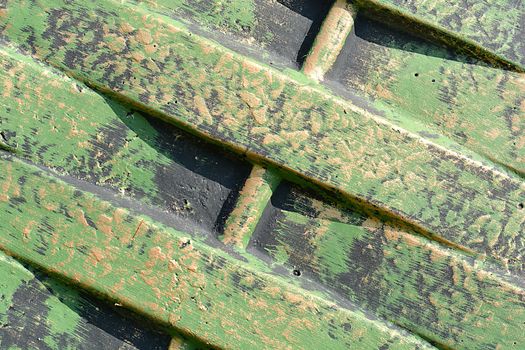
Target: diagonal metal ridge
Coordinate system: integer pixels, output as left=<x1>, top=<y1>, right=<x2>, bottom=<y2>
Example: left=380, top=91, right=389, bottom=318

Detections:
left=353, top=0, right=525, bottom=73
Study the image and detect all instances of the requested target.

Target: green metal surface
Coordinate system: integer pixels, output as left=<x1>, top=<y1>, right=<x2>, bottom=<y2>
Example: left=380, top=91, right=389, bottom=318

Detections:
left=0, top=251, right=186, bottom=349
left=0, top=155, right=432, bottom=349
left=0, top=0, right=523, bottom=349
left=354, top=0, right=525, bottom=71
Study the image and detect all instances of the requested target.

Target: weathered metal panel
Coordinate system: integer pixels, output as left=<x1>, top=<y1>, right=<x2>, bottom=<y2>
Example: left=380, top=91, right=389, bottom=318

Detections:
left=0, top=0, right=523, bottom=349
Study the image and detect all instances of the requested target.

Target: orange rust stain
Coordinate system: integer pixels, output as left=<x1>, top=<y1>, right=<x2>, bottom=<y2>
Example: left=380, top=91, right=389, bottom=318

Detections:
left=50, top=232, right=60, bottom=245
left=169, top=313, right=181, bottom=326
left=2, top=78, right=13, bottom=97
left=241, top=61, right=261, bottom=75
left=222, top=165, right=272, bottom=247
left=429, top=247, right=447, bottom=262
left=384, top=225, right=403, bottom=242
left=141, top=273, right=159, bottom=288
left=452, top=265, right=461, bottom=285
left=251, top=108, right=269, bottom=126
left=22, top=221, right=37, bottom=240
left=282, top=291, right=304, bottom=305
left=401, top=232, right=422, bottom=247
left=485, top=128, right=501, bottom=139
left=97, top=214, right=113, bottom=236
left=168, top=259, right=181, bottom=272
left=136, top=28, right=153, bottom=44
left=144, top=43, right=157, bottom=54
left=130, top=51, right=145, bottom=62
left=375, top=84, right=395, bottom=100
left=363, top=217, right=383, bottom=232
left=110, top=278, right=126, bottom=294
left=91, top=247, right=105, bottom=262
left=113, top=207, right=126, bottom=225
left=168, top=337, right=185, bottom=350
left=71, top=208, right=89, bottom=227
left=239, top=90, right=260, bottom=108
left=145, top=246, right=167, bottom=269
left=194, top=95, right=213, bottom=124
left=248, top=298, right=268, bottom=309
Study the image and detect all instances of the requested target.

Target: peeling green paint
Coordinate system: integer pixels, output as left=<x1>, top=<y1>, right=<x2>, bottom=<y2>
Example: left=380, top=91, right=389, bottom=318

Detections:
left=354, top=0, right=525, bottom=71
left=0, top=251, right=176, bottom=349
left=259, top=187, right=525, bottom=348
left=0, top=155, right=434, bottom=349
left=329, top=18, right=525, bottom=176
left=1, top=0, right=522, bottom=274
left=0, top=0, right=523, bottom=348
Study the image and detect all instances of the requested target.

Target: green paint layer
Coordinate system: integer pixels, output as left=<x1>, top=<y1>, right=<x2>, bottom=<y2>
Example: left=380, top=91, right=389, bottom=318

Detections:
left=259, top=188, right=525, bottom=349
left=0, top=0, right=522, bottom=274
left=0, top=155, right=434, bottom=350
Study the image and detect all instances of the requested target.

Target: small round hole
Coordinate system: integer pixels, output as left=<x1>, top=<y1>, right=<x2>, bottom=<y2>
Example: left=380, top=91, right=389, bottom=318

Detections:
left=431, top=79, right=436, bottom=83
left=292, top=269, right=301, bottom=276
left=518, top=203, right=524, bottom=210
left=414, top=73, right=419, bottom=77
left=180, top=239, right=191, bottom=248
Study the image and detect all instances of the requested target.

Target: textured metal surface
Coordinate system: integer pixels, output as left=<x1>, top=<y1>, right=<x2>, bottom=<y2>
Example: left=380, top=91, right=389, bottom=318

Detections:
left=0, top=0, right=524, bottom=349
left=0, top=252, right=177, bottom=349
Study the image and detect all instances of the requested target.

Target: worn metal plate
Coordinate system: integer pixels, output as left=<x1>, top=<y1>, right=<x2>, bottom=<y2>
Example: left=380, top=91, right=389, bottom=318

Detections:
left=0, top=0, right=523, bottom=349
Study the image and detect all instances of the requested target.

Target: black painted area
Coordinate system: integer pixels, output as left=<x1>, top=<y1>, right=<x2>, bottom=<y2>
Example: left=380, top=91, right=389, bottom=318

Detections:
left=105, top=99, right=252, bottom=235
left=247, top=183, right=282, bottom=257
left=325, top=16, right=477, bottom=91
left=254, top=0, right=334, bottom=67
left=149, top=0, right=334, bottom=68
left=352, top=1, right=522, bottom=72
left=249, top=181, right=367, bottom=278
left=0, top=268, right=172, bottom=350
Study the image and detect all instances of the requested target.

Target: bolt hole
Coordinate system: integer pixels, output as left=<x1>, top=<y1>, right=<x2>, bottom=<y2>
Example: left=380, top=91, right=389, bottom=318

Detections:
left=518, top=203, right=524, bottom=210
left=180, top=239, right=191, bottom=248
left=293, top=269, right=301, bottom=276
left=431, top=79, right=436, bottom=83
left=414, top=73, right=419, bottom=77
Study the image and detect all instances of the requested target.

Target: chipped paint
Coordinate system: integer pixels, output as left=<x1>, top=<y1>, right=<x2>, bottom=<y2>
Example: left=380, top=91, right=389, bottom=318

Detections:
left=0, top=0, right=523, bottom=348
